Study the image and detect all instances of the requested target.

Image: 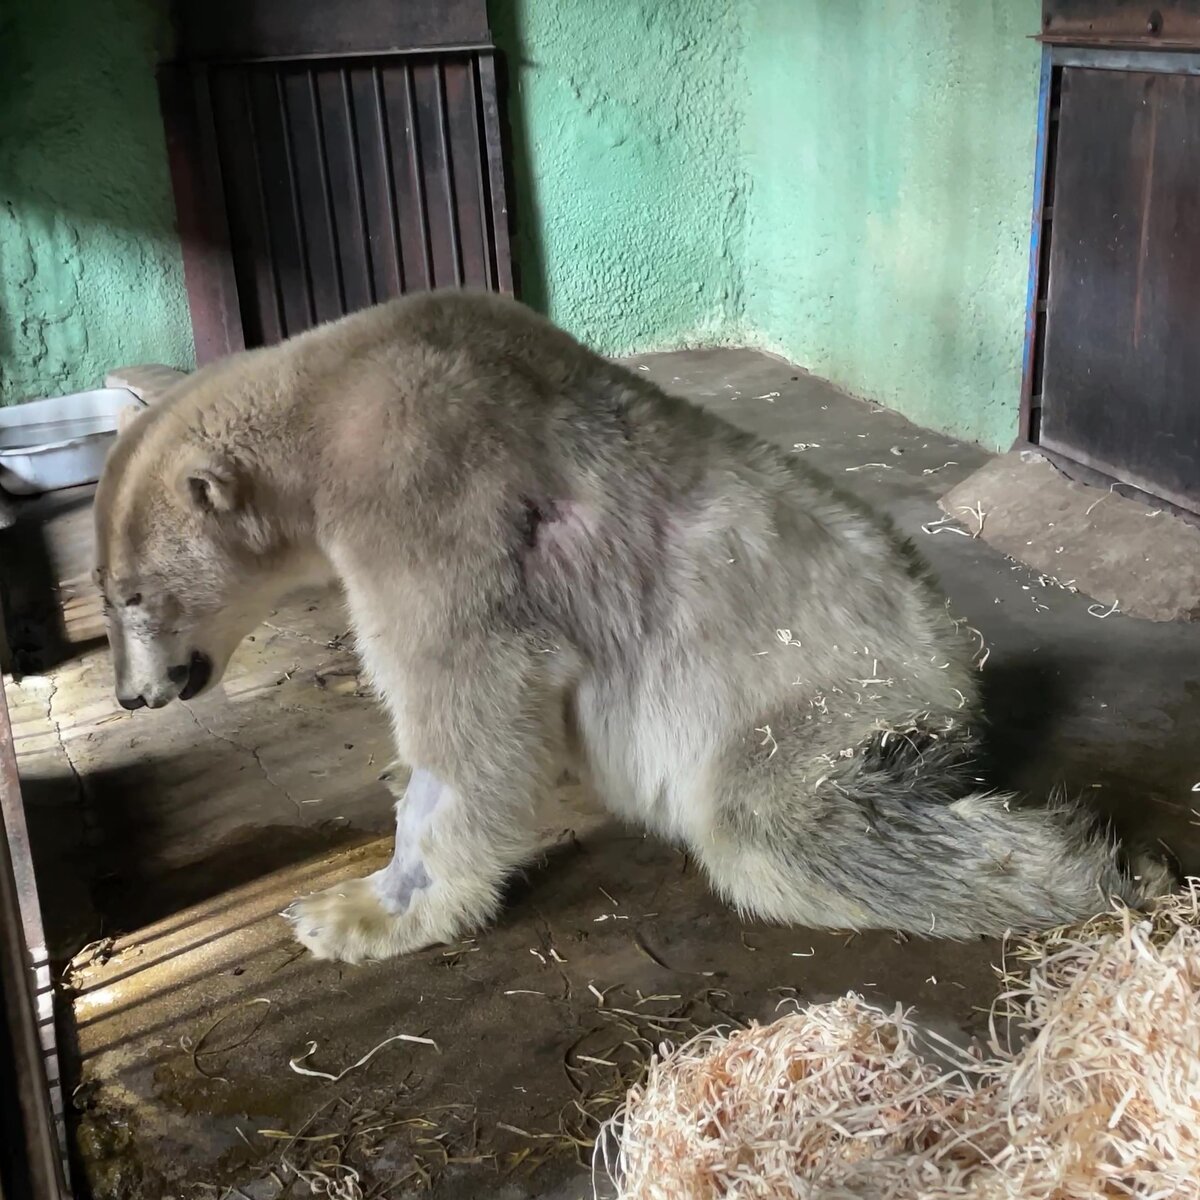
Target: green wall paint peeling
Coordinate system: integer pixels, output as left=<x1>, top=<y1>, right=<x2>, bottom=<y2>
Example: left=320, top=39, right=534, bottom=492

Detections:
left=741, top=0, right=1042, bottom=450
left=491, top=0, right=748, bottom=356
left=0, top=0, right=194, bottom=406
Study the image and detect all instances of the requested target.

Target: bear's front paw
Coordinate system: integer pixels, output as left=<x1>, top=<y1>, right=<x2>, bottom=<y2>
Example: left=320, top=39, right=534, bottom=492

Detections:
left=283, top=871, right=473, bottom=964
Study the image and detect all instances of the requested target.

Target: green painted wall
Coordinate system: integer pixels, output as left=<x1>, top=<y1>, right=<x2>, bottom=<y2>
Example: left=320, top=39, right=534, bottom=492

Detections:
left=0, top=0, right=194, bottom=406
left=1, top=0, right=1040, bottom=450
left=491, top=0, right=747, bottom=356
left=496, top=0, right=1041, bottom=448
left=742, top=0, right=1042, bottom=450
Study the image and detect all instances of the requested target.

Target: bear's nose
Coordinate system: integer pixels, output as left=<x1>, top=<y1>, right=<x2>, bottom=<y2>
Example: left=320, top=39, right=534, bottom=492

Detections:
left=118, top=694, right=147, bottom=711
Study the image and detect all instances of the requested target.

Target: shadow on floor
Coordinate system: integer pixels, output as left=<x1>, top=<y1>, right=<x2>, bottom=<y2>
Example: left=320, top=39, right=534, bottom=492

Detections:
left=1, top=492, right=105, bottom=676
left=20, top=759, right=377, bottom=948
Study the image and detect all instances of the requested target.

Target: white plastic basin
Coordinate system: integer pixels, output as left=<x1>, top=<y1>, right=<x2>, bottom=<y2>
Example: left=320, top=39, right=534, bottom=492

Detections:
left=0, top=388, right=144, bottom=495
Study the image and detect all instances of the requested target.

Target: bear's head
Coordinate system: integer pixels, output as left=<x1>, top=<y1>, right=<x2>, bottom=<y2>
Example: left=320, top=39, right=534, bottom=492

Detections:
left=93, top=381, right=324, bottom=710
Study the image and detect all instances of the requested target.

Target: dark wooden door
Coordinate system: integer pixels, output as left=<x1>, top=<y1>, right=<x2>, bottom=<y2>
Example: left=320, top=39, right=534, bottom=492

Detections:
left=160, top=0, right=514, bottom=364
left=1035, top=64, right=1200, bottom=515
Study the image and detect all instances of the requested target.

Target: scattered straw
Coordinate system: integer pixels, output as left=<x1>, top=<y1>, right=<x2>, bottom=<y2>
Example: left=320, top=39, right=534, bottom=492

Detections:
left=597, top=883, right=1200, bottom=1199
left=920, top=515, right=971, bottom=538
left=589, top=983, right=614, bottom=1007
left=922, top=461, right=959, bottom=475
left=289, top=1032, right=438, bottom=1083
left=209, top=1094, right=485, bottom=1198
left=1085, top=483, right=1117, bottom=516
left=1087, top=599, right=1121, bottom=619
left=844, top=462, right=894, bottom=472
left=956, top=501, right=987, bottom=538
left=181, top=998, right=273, bottom=1083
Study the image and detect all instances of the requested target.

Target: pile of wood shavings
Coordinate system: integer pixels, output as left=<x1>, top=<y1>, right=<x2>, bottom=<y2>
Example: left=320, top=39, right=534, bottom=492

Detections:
left=596, top=882, right=1200, bottom=1199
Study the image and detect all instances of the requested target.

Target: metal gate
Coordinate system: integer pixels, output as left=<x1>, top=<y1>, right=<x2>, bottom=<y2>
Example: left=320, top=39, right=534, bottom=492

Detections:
left=159, top=0, right=515, bottom=364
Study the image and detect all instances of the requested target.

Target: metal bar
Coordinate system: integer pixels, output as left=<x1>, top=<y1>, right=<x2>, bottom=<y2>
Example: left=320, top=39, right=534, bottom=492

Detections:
left=1019, top=47, right=1055, bottom=449
left=277, top=72, right=318, bottom=326
left=0, top=673, right=68, bottom=1200
left=458, top=56, right=496, bottom=290
left=475, top=52, right=515, bottom=294
left=372, top=65, right=406, bottom=292
left=1050, top=46, right=1200, bottom=74
left=309, top=68, right=347, bottom=314
left=403, top=63, right=435, bottom=289
left=467, top=56, right=496, bottom=290
left=341, top=68, right=377, bottom=305
left=243, top=69, right=287, bottom=340
left=433, top=61, right=464, bottom=286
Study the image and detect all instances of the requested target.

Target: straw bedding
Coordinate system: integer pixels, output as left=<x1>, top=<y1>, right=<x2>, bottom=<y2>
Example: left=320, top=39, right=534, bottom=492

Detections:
left=596, top=882, right=1200, bottom=1199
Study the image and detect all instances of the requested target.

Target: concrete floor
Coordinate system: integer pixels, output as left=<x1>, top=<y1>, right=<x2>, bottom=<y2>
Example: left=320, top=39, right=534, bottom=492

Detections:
left=4, top=348, right=1199, bottom=1200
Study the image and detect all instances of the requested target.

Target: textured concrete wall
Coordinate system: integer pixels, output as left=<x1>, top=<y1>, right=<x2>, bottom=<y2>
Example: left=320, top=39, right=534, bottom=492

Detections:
left=3, top=0, right=1040, bottom=449
left=0, top=0, right=194, bottom=406
left=491, top=0, right=747, bottom=356
left=742, top=0, right=1041, bottom=450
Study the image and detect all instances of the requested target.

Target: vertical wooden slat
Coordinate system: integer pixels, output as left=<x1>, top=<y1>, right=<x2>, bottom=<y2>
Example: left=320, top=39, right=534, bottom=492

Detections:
left=308, top=69, right=348, bottom=316
left=243, top=69, right=287, bottom=343
left=404, top=63, right=437, bottom=289
left=433, top=61, right=465, bottom=286
left=276, top=72, right=318, bottom=329
left=468, top=57, right=498, bottom=290
left=312, top=69, right=372, bottom=313
left=361, top=64, right=405, bottom=298
left=443, top=57, right=491, bottom=288
left=242, top=70, right=310, bottom=336
left=157, top=64, right=246, bottom=363
left=475, top=52, right=515, bottom=294
left=208, top=66, right=283, bottom=347
left=278, top=69, right=343, bottom=324
left=380, top=63, right=434, bottom=291
left=339, top=69, right=377, bottom=306
left=410, top=61, right=457, bottom=288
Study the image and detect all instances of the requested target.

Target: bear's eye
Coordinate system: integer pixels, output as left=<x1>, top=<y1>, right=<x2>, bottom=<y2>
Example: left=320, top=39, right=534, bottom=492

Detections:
left=124, top=593, right=143, bottom=607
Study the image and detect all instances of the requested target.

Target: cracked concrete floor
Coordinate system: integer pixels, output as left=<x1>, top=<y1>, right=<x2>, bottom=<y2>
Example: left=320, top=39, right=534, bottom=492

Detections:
left=3, top=348, right=1199, bottom=1200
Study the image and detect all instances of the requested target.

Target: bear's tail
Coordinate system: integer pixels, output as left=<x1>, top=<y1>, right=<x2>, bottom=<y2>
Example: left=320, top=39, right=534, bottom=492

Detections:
left=700, top=730, right=1175, bottom=939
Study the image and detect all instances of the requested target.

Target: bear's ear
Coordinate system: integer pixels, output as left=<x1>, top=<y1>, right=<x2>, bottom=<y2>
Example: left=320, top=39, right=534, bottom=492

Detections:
left=175, top=458, right=241, bottom=515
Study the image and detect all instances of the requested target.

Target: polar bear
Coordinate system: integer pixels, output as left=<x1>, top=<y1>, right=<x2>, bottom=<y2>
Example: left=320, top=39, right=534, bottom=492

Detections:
left=93, top=291, right=1170, bottom=963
